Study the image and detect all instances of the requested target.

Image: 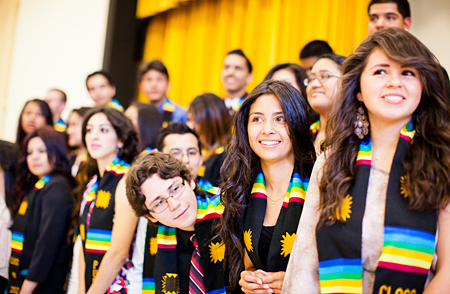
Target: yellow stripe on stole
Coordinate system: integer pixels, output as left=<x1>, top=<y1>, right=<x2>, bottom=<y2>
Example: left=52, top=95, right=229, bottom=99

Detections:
left=11, top=241, right=23, bottom=250
left=86, top=242, right=111, bottom=251
left=356, top=151, right=371, bottom=161
left=379, top=254, right=432, bottom=269
left=197, top=204, right=224, bottom=219
left=320, top=285, right=363, bottom=294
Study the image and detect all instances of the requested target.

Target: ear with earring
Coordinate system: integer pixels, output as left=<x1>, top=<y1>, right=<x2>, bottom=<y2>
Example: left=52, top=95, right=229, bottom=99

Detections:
left=354, top=103, right=369, bottom=139
left=117, top=146, right=123, bottom=157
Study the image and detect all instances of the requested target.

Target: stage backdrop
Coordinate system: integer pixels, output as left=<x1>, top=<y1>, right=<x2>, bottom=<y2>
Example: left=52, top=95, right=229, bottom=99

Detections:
left=136, top=0, right=371, bottom=107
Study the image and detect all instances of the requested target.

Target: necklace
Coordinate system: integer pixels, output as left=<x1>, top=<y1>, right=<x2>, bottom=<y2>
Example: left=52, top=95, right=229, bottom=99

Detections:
left=266, top=194, right=285, bottom=204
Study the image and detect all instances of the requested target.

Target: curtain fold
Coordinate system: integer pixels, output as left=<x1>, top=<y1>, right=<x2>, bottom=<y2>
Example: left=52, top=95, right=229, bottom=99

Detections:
left=138, top=0, right=371, bottom=106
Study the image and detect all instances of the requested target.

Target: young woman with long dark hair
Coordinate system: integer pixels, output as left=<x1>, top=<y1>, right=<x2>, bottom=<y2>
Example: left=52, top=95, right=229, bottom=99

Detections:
left=76, top=107, right=138, bottom=294
left=15, top=99, right=53, bottom=147
left=8, top=127, right=74, bottom=294
left=283, top=28, right=450, bottom=293
left=219, top=80, right=316, bottom=293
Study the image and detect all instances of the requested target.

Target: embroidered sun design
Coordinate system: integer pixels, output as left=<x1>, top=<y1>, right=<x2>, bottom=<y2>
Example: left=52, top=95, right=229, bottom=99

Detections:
left=18, top=199, right=28, bottom=215
left=80, top=224, right=85, bottom=241
left=209, top=241, right=225, bottom=263
left=400, top=176, right=408, bottom=198
left=244, top=229, right=253, bottom=252
left=150, top=237, right=158, bottom=255
left=96, top=190, right=111, bottom=209
left=334, top=195, right=353, bottom=221
left=280, top=232, right=296, bottom=257
left=161, top=273, right=179, bottom=294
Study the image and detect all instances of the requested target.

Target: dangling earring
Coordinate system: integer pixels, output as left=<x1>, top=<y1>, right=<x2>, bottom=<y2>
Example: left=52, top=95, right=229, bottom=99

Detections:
left=354, top=103, right=369, bottom=139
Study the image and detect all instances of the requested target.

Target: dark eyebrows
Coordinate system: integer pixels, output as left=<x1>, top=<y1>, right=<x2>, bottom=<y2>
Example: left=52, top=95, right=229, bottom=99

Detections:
left=369, top=63, right=390, bottom=70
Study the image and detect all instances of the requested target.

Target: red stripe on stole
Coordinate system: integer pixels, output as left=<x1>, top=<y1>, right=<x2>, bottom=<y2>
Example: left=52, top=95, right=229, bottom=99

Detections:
left=158, top=244, right=177, bottom=249
left=356, top=159, right=371, bottom=166
left=85, top=248, right=107, bottom=254
left=399, top=134, right=412, bottom=143
left=250, top=192, right=267, bottom=199
left=11, top=248, right=21, bottom=253
left=197, top=213, right=221, bottom=222
left=282, top=197, right=304, bottom=207
left=378, top=261, right=429, bottom=274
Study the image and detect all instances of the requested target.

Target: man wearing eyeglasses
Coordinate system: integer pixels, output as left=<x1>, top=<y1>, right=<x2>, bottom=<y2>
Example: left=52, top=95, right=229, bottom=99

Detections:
left=126, top=151, right=226, bottom=294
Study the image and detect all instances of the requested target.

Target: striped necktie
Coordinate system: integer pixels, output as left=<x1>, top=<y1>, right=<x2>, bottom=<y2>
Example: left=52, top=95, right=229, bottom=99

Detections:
left=189, top=234, right=206, bottom=294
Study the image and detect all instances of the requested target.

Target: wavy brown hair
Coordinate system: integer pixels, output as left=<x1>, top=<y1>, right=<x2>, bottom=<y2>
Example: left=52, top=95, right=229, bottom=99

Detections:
left=218, top=80, right=316, bottom=288
left=319, top=28, right=450, bottom=226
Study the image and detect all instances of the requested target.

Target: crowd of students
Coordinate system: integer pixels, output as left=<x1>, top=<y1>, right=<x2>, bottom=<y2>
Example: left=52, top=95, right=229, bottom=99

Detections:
left=1, top=1, right=450, bottom=294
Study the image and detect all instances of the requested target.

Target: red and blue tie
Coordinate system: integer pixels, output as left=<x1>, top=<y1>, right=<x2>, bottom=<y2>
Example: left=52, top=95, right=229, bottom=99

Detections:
left=189, top=234, right=206, bottom=294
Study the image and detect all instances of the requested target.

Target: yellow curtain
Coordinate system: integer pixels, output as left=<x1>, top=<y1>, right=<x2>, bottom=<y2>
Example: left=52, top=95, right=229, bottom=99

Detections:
left=136, top=0, right=194, bottom=18
left=138, top=0, right=371, bottom=107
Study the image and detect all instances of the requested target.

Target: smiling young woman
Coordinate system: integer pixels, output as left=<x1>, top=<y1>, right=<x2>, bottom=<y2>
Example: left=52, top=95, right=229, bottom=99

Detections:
left=219, top=80, right=316, bottom=294
left=283, top=28, right=450, bottom=294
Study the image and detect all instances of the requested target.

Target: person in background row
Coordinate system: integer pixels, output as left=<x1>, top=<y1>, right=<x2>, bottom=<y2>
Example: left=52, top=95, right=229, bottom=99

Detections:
left=8, top=127, right=74, bottom=294
left=66, top=107, right=92, bottom=177
left=138, top=59, right=187, bottom=126
left=126, top=151, right=226, bottom=294
left=219, top=80, right=316, bottom=293
left=221, top=49, right=254, bottom=114
left=124, top=102, right=163, bottom=152
left=299, top=40, right=334, bottom=75
left=0, top=141, right=18, bottom=293
left=15, top=99, right=53, bottom=148
left=44, top=89, right=67, bottom=132
left=86, top=71, right=124, bottom=112
left=187, top=93, right=231, bottom=185
left=76, top=107, right=138, bottom=294
left=283, top=28, right=450, bottom=294
left=304, top=54, right=346, bottom=155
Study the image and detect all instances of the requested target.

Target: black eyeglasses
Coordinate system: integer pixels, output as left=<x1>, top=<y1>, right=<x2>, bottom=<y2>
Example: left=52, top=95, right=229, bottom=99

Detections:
left=303, top=74, right=337, bottom=87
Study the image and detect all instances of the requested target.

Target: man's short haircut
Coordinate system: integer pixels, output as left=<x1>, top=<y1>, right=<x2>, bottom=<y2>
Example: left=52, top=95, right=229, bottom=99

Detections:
left=226, top=49, right=253, bottom=73
left=299, top=40, right=334, bottom=60
left=157, top=122, right=201, bottom=152
left=368, top=0, right=411, bottom=19
left=49, top=89, right=67, bottom=103
left=126, top=151, right=192, bottom=217
left=139, top=59, right=169, bottom=82
left=86, top=71, right=115, bottom=88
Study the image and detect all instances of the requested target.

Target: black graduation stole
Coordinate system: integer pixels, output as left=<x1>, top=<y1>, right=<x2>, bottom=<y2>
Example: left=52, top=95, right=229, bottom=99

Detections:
left=243, top=164, right=309, bottom=272
left=161, top=98, right=174, bottom=128
left=316, top=122, right=437, bottom=294
left=79, top=157, right=129, bottom=290
left=153, top=192, right=226, bottom=294
left=8, top=175, right=51, bottom=293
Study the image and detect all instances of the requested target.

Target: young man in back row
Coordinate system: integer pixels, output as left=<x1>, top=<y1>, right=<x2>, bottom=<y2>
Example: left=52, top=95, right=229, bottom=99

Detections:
left=126, top=151, right=226, bottom=294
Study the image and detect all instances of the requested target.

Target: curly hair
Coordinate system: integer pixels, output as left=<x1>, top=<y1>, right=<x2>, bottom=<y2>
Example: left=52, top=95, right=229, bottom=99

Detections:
left=319, top=28, right=450, bottom=226
left=218, top=80, right=316, bottom=287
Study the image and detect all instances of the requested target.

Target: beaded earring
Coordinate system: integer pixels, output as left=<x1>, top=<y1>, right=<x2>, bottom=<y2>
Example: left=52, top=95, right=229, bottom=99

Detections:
left=354, top=104, right=369, bottom=139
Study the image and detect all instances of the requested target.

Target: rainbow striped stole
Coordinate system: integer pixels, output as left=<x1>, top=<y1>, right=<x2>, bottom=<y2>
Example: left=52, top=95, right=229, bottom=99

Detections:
left=35, top=175, right=51, bottom=190
left=85, top=228, right=112, bottom=254
left=400, top=121, right=415, bottom=143
left=319, top=258, right=363, bottom=294
left=105, top=156, right=129, bottom=176
left=11, top=231, right=24, bottom=253
left=162, top=98, right=175, bottom=113
left=310, top=120, right=321, bottom=135
left=142, top=278, right=155, bottom=294
left=250, top=170, right=308, bottom=207
left=196, top=193, right=223, bottom=222
left=356, top=138, right=372, bottom=166
left=377, top=227, right=435, bottom=274
left=157, top=225, right=177, bottom=249
left=106, top=98, right=124, bottom=112
left=54, top=118, right=67, bottom=132
left=197, top=177, right=219, bottom=195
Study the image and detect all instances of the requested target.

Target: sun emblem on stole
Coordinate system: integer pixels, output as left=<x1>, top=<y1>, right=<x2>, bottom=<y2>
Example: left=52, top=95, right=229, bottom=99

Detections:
left=330, top=194, right=353, bottom=221
left=244, top=229, right=253, bottom=252
left=209, top=241, right=225, bottom=263
left=18, top=199, right=28, bottom=215
left=161, top=273, right=179, bottom=294
left=150, top=237, right=158, bottom=255
left=280, top=232, right=296, bottom=257
left=400, top=176, right=408, bottom=198
left=96, top=190, right=111, bottom=209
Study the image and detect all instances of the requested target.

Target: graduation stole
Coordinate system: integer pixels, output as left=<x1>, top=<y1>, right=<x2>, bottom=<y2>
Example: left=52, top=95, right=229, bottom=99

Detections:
left=243, top=164, right=309, bottom=272
left=79, top=156, right=129, bottom=290
left=310, top=120, right=320, bottom=135
left=152, top=192, right=226, bottom=294
left=9, top=175, right=51, bottom=291
left=107, top=98, right=124, bottom=112
left=316, top=121, right=437, bottom=294
left=161, top=98, right=175, bottom=128
left=54, top=118, right=67, bottom=132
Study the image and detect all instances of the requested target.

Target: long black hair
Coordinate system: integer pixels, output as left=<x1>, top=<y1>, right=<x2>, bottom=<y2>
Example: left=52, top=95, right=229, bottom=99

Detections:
left=16, top=99, right=53, bottom=147
left=0, top=140, right=19, bottom=216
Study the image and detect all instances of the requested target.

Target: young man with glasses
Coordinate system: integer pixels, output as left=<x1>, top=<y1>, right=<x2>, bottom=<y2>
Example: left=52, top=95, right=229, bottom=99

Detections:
left=126, top=151, right=225, bottom=294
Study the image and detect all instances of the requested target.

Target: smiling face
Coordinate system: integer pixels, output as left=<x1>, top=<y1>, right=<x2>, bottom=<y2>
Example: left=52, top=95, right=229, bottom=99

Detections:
left=357, top=47, right=422, bottom=127
left=21, top=102, right=47, bottom=134
left=368, top=3, right=411, bottom=36
left=247, top=94, right=293, bottom=165
left=306, top=58, right=342, bottom=117
left=220, top=54, right=253, bottom=96
left=27, top=137, right=52, bottom=178
left=66, top=111, right=83, bottom=148
left=85, top=112, right=123, bottom=164
left=141, top=174, right=197, bottom=231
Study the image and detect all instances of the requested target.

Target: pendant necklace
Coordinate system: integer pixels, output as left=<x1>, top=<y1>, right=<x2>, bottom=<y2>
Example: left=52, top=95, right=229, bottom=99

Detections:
left=266, top=194, right=285, bottom=204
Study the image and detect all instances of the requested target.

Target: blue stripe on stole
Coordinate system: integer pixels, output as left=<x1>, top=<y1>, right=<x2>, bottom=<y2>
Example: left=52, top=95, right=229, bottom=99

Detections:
left=86, top=228, right=112, bottom=241
left=206, top=288, right=227, bottom=294
left=384, top=226, right=435, bottom=249
left=319, top=258, right=363, bottom=275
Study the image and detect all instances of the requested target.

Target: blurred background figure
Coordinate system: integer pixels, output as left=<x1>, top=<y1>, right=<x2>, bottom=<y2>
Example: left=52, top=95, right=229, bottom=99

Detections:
left=299, top=40, right=334, bottom=75
left=66, top=107, right=91, bottom=177
left=44, top=89, right=67, bottom=132
left=15, top=99, right=53, bottom=148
